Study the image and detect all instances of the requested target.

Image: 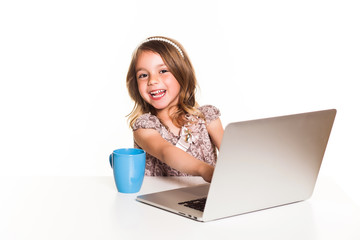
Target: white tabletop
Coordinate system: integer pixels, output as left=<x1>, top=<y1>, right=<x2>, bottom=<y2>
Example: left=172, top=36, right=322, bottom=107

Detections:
left=1, top=176, right=359, bottom=240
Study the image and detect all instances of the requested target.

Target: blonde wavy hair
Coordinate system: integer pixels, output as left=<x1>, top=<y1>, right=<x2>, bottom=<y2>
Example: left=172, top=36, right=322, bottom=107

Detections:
left=126, top=36, right=203, bottom=128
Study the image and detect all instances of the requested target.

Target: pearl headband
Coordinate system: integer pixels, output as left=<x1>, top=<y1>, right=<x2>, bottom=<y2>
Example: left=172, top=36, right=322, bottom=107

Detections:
left=142, top=37, right=184, bottom=58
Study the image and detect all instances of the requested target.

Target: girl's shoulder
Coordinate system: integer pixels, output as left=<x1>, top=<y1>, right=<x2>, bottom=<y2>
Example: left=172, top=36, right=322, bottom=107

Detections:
left=197, top=105, right=221, bottom=124
left=132, top=113, right=162, bottom=131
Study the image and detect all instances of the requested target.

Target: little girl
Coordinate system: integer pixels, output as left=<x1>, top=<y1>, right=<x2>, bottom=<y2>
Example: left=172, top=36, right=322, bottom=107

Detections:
left=126, top=36, right=224, bottom=182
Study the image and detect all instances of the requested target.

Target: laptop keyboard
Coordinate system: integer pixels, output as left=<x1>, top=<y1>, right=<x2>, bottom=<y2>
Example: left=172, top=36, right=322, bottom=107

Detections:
left=178, top=197, right=207, bottom=212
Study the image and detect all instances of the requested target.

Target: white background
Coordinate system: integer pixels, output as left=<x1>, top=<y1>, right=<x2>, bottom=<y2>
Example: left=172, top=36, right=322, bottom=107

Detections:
left=1, top=1, right=359, bottom=204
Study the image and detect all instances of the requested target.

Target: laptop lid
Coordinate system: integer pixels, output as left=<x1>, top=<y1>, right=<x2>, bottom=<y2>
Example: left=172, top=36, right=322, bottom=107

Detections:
left=202, top=109, right=336, bottom=221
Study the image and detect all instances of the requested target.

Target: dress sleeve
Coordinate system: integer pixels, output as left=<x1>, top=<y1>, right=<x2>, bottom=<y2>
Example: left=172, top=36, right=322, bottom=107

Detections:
left=132, top=113, right=162, bottom=131
left=198, top=105, right=221, bottom=124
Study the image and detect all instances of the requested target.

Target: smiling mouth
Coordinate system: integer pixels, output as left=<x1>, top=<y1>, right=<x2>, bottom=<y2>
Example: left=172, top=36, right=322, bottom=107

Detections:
left=150, top=90, right=166, bottom=99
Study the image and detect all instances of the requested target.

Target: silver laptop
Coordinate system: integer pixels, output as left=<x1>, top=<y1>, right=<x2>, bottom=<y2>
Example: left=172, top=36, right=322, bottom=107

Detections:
left=136, top=109, right=336, bottom=222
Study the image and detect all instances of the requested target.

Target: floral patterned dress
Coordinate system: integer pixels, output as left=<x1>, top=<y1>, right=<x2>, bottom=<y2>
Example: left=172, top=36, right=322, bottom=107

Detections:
left=132, top=105, right=221, bottom=176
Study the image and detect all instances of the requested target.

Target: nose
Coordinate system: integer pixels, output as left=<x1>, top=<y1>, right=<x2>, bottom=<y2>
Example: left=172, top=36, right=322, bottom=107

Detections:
left=147, top=74, right=159, bottom=86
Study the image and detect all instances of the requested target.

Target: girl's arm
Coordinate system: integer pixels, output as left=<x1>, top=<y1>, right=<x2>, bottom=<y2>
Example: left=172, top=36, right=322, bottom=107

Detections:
left=206, top=118, right=224, bottom=150
left=133, top=128, right=214, bottom=182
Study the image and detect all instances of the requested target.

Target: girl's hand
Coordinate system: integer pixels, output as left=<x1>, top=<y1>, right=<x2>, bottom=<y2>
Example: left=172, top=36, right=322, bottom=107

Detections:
left=199, top=164, right=214, bottom=183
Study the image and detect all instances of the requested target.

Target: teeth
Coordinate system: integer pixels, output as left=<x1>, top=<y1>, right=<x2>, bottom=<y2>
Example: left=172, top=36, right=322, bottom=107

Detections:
left=153, top=93, right=165, bottom=98
left=150, top=90, right=166, bottom=98
left=150, top=90, right=165, bottom=95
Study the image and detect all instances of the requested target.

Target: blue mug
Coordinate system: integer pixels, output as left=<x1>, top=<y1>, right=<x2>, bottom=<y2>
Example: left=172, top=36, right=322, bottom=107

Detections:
left=109, top=148, right=146, bottom=193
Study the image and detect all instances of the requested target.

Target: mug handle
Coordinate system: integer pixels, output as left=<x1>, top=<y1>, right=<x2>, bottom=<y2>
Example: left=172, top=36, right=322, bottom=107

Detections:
left=109, top=153, right=113, bottom=168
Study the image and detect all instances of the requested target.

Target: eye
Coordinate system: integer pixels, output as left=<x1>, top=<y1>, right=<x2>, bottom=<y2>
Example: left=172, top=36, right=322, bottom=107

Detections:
left=138, top=73, right=148, bottom=79
left=160, top=69, right=168, bottom=74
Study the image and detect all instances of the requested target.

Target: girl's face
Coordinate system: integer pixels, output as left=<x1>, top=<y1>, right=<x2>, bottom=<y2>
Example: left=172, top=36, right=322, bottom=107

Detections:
left=135, top=51, right=181, bottom=113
